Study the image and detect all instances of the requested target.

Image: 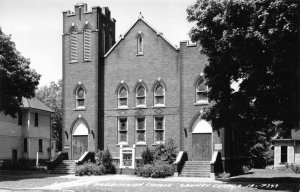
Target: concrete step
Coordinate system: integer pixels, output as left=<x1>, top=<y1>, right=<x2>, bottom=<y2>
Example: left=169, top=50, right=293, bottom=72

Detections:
left=50, top=160, right=76, bottom=175
left=180, top=174, right=210, bottom=177
left=180, top=161, right=210, bottom=178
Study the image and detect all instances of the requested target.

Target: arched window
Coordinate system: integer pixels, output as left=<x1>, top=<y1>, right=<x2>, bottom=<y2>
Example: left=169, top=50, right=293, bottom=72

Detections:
left=136, top=84, right=146, bottom=106
left=70, top=26, right=77, bottom=62
left=76, top=86, right=85, bottom=108
left=196, top=78, right=208, bottom=103
left=154, top=83, right=165, bottom=106
left=118, top=86, right=128, bottom=108
left=83, top=25, right=91, bottom=61
left=137, top=34, right=143, bottom=54
left=118, top=117, right=128, bottom=144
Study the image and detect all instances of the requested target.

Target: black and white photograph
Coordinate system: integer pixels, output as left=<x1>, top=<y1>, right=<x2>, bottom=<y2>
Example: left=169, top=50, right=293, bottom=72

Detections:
left=0, top=0, right=299, bottom=191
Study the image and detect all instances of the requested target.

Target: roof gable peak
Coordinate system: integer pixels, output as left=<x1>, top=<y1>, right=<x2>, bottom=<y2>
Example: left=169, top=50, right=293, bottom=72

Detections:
left=104, top=14, right=178, bottom=57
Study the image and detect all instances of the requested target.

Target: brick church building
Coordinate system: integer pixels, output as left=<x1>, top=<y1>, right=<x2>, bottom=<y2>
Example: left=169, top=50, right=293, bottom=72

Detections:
left=62, top=3, right=244, bottom=176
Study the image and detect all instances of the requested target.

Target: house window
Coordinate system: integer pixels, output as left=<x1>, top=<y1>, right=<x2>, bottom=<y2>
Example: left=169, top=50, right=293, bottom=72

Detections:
left=39, top=139, right=43, bottom=152
left=136, top=84, right=146, bottom=107
left=281, top=146, right=287, bottom=163
left=118, top=118, right=128, bottom=144
left=136, top=117, right=146, bottom=144
left=154, top=116, right=164, bottom=143
left=34, top=113, right=38, bottom=127
left=137, top=34, right=143, bottom=54
left=196, top=78, right=208, bottom=103
left=69, top=27, right=77, bottom=62
left=118, top=86, right=128, bottom=108
left=24, top=138, right=28, bottom=153
left=76, top=86, right=85, bottom=109
left=18, top=111, right=22, bottom=126
left=154, top=83, right=165, bottom=106
left=83, top=25, right=91, bottom=61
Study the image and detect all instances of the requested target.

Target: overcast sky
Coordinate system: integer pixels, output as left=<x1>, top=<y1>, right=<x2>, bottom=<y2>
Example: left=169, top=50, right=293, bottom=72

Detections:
left=0, top=0, right=196, bottom=87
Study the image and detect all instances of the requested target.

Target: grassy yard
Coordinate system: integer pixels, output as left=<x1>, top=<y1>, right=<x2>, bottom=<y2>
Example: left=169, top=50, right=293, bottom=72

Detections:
left=0, top=172, right=77, bottom=189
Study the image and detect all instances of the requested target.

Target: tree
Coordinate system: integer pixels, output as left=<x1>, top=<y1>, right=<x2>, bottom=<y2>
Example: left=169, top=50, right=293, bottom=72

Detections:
left=36, top=80, right=62, bottom=151
left=0, top=27, right=41, bottom=117
left=187, top=0, right=299, bottom=166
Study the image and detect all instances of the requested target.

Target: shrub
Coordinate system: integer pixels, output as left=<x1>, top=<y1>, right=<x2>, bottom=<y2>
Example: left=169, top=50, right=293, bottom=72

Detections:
left=75, top=162, right=105, bottom=176
left=136, top=164, right=153, bottom=178
left=135, top=162, right=174, bottom=178
left=141, top=147, right=153, bottom=165
left=249, top=143, right=274, bottom=168
left=151, top=163, right=174, bottom=178
left=152, top=139, right=177, bottom=164
left=95, top=148, right=116, bottom=174
left=290, top=164, right=300, bottom=174
left=91, top=165, right=106, bottom=175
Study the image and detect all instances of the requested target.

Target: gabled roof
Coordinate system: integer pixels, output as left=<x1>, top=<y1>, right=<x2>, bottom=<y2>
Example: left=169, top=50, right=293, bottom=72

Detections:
left=22, top=97, right=54, bottom=113
left=104, top=15, right=179, bottom=57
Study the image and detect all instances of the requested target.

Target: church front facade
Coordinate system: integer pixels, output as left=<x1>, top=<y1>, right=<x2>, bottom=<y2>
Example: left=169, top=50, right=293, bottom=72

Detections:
left=62, top=3, right=243, bottom=173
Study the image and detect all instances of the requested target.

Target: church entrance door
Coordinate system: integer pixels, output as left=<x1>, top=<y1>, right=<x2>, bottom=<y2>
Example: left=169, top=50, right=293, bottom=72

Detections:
left=71, top=119, right=89, bottom=160
left=192, top=133, right=211, bottom=161
left=72, top=135, right=88, bottom=160
left=191, top=118, right=212, bottom=161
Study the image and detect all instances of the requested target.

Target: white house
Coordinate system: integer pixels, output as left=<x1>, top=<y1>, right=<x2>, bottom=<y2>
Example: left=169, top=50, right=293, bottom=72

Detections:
left=272, top=129, right=300, bottom=167
left=0, top=97, right=53, bottom=168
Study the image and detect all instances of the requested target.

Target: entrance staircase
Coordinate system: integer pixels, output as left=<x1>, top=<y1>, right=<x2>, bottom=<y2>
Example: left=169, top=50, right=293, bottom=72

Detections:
left=51, top=160, right=76, bottom=174
left=180, top=161, right=210, bottom=177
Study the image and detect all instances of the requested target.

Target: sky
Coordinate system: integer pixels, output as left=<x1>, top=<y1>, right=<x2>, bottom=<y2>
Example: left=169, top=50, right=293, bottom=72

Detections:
left=0, top=0, right=196, bottom=87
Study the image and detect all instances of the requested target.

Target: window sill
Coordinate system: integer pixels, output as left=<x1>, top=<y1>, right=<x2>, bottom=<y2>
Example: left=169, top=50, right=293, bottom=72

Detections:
left=134, top=106, right=147, bottom=109
left=194, top=102, right=209, bottom=106
left=152, top=142, right=164, bottom=146
left=69, top=60, right=78, bottom=64
left=136, top=143, right=147, bottom=146
left=83, top=59, right=92, bottom=62
left=116, top=143, right=129, bottom=147
left=152, top=105, right=166, bottom=108
left=74, top=107, right=86, bottom=111
left=116, top=106, right=129, bottom=110
left=136, top=53, right=144, bottom=56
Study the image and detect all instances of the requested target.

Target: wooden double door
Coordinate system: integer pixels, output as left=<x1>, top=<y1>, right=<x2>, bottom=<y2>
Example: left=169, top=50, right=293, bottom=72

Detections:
left=192, top=133, right=212, bottom=161
left=72, top=135, right=88, bottom=160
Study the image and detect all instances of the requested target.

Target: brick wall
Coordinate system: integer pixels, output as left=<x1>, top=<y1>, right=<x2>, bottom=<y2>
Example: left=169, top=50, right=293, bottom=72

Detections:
left=104, top=19, right=180, bottom=158
left=62, top=4, right=115, bottom=159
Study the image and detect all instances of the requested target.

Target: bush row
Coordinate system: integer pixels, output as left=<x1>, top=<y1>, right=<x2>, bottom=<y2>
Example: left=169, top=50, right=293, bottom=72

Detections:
left=136, top=163, right=174, bottom=178
left=75, top=148, right=116, bottom=176
left=76, top=163, right=105, bottom=176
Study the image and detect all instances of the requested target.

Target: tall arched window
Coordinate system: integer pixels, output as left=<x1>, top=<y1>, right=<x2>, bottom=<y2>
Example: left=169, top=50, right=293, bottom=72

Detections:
left=118, top=86, right=128, bottom=108
left=83, top=25, right=91, bottom=61
left=76, top=86, right=85, bottom=108
left=137, top=34, right=143, bottom=54
left=196, top=78, right=208, bottom=103
left=136, top=84, right=146, bottom=107
left=69, top=26, right=77, bottom=62
left=154, top=83, right=165, bottom=106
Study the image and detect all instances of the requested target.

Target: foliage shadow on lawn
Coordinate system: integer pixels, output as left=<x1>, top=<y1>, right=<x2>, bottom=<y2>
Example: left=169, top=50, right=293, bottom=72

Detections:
left=219, top=177, right=300, bottom=191
left=0, top=171, right=69, bottom=182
